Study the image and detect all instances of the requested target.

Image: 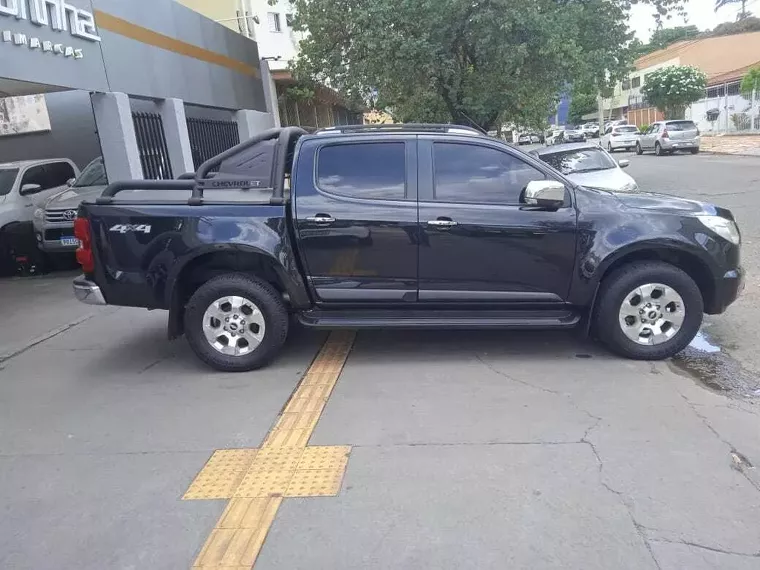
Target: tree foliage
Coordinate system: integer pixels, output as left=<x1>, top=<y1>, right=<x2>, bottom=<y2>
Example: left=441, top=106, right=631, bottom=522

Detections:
left=740, top=67, right=760, bottom=98
left=568, top=90, right=598, bottom=125
left=289, top=0, right=687, bottom=130
left=640, top=65, right=707, bottom=119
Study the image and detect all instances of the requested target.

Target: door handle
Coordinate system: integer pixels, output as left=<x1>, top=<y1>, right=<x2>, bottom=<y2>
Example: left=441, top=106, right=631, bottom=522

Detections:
left=306, top=214, right=335, bottom=224
left=427, top=219, right=457, bottom=228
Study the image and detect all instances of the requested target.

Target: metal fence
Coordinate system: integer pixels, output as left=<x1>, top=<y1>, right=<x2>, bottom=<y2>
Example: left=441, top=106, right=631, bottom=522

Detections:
left=132, top=112, right=173, bottom=180
left=186, top=117, right=240, bottom=170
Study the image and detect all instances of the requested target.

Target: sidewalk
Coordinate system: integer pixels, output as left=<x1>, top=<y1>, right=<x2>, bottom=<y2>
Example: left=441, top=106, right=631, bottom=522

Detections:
left=701, top=135, right=760, bottom=156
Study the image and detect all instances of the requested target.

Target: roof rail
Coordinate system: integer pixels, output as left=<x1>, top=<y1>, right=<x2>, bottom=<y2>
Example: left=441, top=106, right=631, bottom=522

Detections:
left=315, top=123, right=485, bottom=136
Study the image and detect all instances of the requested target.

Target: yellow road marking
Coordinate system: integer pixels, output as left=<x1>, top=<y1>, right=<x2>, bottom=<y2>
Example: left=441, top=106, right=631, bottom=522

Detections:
left=187, top=331, right=355, bottom=568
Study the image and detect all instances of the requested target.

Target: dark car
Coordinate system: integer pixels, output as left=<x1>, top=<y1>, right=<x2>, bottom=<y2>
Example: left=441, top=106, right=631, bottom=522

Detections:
left=73, top=124, right=743, bottom=371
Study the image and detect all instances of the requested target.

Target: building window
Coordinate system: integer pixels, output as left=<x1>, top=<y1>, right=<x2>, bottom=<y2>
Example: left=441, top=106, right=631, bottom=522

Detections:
left=621, top=78, right=631, bottom=91
left=267, top=12, right=282, bottom=32
left=727, top=81, right=740, bottom=96
left=631, top=76, right=641, bottom=88
left=285, top=13, right=294, bottom=27
left=707, top=85, right=726, bottom=99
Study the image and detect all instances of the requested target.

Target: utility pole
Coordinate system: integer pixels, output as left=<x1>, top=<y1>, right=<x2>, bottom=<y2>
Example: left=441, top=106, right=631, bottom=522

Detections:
left=597, top=93, right=605, bottom=144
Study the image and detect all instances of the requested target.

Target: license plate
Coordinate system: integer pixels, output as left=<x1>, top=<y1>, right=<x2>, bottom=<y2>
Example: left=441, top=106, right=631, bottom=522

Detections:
left=60, top=237, right=79, bottom=246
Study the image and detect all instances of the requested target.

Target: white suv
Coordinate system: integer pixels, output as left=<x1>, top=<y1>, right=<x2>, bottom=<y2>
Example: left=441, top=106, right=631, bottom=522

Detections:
left=0, top=159, right=79, bottom=273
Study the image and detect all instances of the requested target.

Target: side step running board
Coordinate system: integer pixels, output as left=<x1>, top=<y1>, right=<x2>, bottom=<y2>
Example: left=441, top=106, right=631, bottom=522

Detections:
left=298, top=310, right=581, bottom=330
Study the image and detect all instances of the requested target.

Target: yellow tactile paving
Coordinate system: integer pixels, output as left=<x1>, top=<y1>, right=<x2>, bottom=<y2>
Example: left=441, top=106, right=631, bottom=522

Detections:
left=193, top=497, right=282, bottom=568
left=183, top=449, right=259, bottom=500
left=187, top=331, right=356, bottom=569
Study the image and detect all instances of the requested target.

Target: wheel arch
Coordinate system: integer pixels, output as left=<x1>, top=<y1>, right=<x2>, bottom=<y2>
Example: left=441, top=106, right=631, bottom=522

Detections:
left=595, top=246, right=715, bottom=310
left=166, top=246, right=305, bottom=339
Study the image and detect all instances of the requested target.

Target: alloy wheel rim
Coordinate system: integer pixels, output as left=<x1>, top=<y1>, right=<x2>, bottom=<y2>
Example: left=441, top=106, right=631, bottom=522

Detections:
left=618, top=283, right=685, bottom=346
left=202, top=295, right=266, bottom=356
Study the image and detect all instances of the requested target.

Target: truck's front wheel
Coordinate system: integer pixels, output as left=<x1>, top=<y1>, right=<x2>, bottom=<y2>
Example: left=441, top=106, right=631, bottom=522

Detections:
left=594, top=261, right=703, bottom=360
left=184, top=274, right=288, bottom=372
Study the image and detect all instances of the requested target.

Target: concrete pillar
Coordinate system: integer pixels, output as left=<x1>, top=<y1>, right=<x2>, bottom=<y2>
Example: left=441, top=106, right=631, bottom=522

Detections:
left=260, top=59, right=281, bottom=127
left=236, top=109, right=275, bottom=141
left=158, top=98, right=194, bottom=177
left=91, top=92, right=143, bottom=180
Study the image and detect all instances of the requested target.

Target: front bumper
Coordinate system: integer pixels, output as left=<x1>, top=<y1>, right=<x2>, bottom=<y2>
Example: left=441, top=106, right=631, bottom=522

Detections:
left=73, top=276, right=106, bottom=305
left=36, top=222, right=77, bottom=253
left=707, top=267, right=744, bottom=314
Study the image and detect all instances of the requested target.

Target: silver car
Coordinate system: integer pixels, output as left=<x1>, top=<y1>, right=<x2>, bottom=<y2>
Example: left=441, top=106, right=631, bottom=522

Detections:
left=636, top=120, right=700, bottom=156
left=530, top=142, right=639, bottom=193
left=34, top=157, right=108, bottom=254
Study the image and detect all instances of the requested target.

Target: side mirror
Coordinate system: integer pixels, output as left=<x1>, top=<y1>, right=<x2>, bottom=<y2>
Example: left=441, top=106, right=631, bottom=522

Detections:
left=618, top=159, right=630, bottom=168
left=20, top=183, right=42, bottom=195
left=522, top=180, right=565, bottom=209
left=67, top=177, right=76, bottom=186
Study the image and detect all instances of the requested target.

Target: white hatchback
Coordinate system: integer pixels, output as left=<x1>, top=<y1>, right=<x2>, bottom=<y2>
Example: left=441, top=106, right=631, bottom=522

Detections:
left=601, top=124, right=640, bottom=152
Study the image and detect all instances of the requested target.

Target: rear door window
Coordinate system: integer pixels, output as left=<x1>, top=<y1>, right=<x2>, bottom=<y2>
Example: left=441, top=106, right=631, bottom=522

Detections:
left=317, top=142, right=406, bottom=200
left=0, top=168, right=19, bottom=196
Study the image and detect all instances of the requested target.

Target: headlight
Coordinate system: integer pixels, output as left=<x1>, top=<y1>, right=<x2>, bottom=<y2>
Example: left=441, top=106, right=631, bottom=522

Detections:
left=33, top=208, right=44, bottom=220
left=621, top=182, right=638, bottom=193
left=698, top=215, right=740, bottom=245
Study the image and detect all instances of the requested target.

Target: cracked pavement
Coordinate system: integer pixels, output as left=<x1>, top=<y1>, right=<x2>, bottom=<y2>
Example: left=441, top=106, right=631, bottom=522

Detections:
left=1, top=152, right=760, bottom=569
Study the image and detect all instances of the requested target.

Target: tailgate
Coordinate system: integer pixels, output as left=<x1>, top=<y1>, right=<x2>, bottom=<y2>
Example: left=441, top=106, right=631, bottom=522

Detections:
left=83, top=201, right=289, bottom=309
left=667, top=121, right=698, bottom=140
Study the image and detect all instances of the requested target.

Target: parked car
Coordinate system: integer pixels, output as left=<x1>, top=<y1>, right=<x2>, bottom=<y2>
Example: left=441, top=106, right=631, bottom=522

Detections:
left=530, top=143, right=638, bottom=193
left=73, top=124, right=742, bottom=371
left=601, top=124, right=641, bottom=152
left=562, top=126, right=586, bottom=143
left=545, top=129, right=564, bottom=145
left=581, top=123, right=600, bottom=138
left=530, top=133, right=542, bottom=144
left=0, top=158, right=79, bottom=274
left=517, top=133, right=532, bottom=145
left=34, top=157, right=108, bottom=256
left=636, top=120, right=700, bottom=156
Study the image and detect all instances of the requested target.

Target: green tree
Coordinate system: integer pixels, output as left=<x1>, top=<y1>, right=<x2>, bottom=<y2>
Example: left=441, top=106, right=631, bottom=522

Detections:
left=648, top=25, right=700, bottom=49
left=289, top=0, right=687, bottom=131
left=568, top=90, right=598, bottom=125
left=640, top=65, right=707, bottom=119
left=740, top=67, right=760, bottom=99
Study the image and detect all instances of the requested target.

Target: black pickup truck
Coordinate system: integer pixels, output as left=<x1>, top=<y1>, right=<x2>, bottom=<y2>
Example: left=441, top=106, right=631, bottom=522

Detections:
left=72, top=124, right=743, bottom=371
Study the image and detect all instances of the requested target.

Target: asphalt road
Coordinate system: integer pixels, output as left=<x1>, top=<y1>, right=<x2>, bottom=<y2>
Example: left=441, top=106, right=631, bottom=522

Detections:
left=0, top=150, right=759, bottom=570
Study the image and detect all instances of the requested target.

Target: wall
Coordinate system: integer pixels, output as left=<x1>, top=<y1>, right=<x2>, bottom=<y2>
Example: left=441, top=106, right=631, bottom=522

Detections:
left=0, top=0, right=267, bottom=111
left=0, top=91, right=100, bottom=168
left=242, top=0, right=300, bottom=69
left=178, top=0, right=241, bottom=33
left=688, top=90, right=759, bottom=133
left=627, top=107, right=664, bottom=128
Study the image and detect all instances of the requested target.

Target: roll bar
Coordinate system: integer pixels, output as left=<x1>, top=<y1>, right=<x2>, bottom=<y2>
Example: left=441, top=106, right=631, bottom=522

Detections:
left=96, top=126, right=307, bottom=206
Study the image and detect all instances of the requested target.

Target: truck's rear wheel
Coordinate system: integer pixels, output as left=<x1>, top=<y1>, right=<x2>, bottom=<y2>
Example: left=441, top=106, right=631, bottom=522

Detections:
left=594, top=261, right=703, bottom=360
left=184, top=273, right=288, bottom=372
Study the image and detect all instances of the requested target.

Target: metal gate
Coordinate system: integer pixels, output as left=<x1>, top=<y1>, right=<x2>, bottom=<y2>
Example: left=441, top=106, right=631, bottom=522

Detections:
left=186, top=117, right=240, bottom=170
left=132, top=112, right=173, bottom=180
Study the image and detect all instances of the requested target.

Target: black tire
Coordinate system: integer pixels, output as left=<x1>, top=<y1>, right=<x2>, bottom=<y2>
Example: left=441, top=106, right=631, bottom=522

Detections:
left=594, top=261, right=703, bottom=360
left=635, top=143, right=643, bottom=155
left=184, top=273, right=289, bottom=372
left=691, top=148, right=699, bottom=155
left=655, top=142, right=663, bottom=156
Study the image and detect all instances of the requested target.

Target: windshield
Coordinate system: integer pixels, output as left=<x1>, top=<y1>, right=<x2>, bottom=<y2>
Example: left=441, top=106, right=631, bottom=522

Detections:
left=73, top=157, right=108, bottom=187
left=0, top=168, right=19, bottom=196
left=615, top=126, right=639, bottom=133
left=538, top=148, right=617, bottom=175
left=666, top=121, right=697, bottom=131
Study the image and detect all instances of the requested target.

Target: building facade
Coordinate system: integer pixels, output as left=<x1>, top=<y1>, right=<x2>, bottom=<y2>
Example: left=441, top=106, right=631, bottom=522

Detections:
left=0, top=0, right=273, bottom=180
left=178, top=0, right=361, bottom=129
left=600, top=31, right=760, bottom=131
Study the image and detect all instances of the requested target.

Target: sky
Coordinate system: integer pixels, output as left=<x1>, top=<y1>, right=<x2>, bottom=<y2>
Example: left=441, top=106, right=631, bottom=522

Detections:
left=629, top=0, right=757, bottom=42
